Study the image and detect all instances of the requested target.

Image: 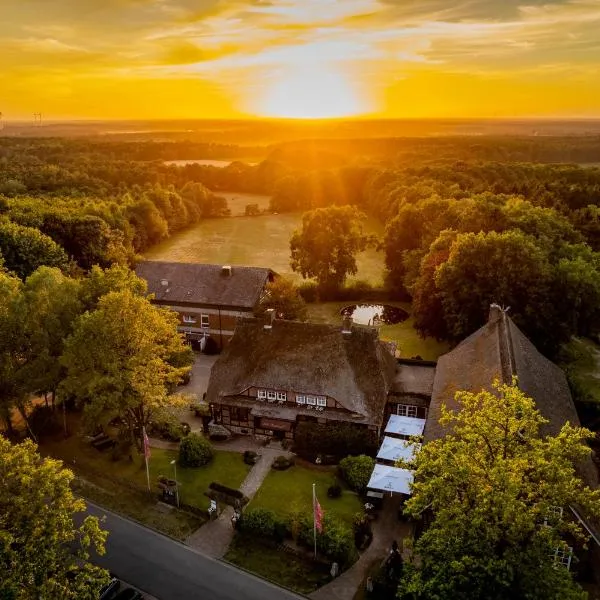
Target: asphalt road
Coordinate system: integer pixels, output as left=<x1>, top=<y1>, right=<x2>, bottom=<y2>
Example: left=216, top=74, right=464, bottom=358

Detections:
left=85, top=502, right=303, bottom=600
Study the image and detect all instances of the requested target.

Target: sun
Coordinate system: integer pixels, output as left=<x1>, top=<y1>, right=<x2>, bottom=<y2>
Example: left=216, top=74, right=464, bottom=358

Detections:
left=257, top=65, right=365, bottom=119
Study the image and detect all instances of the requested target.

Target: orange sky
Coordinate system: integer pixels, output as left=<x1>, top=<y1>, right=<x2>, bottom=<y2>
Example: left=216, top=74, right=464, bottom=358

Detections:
left=1, top=0, right=599, bottom=120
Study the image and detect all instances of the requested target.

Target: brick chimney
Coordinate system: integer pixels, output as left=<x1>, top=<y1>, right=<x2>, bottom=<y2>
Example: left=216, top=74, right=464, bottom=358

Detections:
left=488, top=303, right=503, bottom=324
left=221, top=265, right=232, bottom=277
left=264, top=308, right=275, bottom=330
left=342, top=315, right=353, bottom=335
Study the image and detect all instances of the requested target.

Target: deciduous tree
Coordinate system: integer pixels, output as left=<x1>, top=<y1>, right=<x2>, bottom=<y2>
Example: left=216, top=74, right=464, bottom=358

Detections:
left=257, top=277, right=307, bottom=321
left=399, top=381, right=600, bottom=600
left=0, top=437, right=109, bottom=599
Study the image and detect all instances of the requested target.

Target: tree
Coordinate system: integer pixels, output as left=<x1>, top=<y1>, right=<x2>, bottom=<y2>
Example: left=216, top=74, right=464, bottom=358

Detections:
left=0, top=219, right=69, bottom=280
left=79, top=264, right=147, bottom=312
left=0, top=437, right=109, bottom=599
left=290, top=205, right=373, bottom=293
left=399, top=381, right=600, bottom=600
left=257, top=277, right=307, bottom=321
left=60, top=290, right=190, bottom=447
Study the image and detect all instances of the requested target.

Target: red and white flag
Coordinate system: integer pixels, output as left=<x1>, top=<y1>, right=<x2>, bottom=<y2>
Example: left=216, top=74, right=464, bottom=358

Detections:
left=143, top=427, right=151, bottom=460
left=314, top=489, right=324, bottom=533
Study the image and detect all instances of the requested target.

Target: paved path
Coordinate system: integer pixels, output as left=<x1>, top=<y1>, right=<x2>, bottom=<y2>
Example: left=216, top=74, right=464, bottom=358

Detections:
left=85, top=502, right=303, bottom=600
left=185, top=447, right=291, bottom=558
left=310, top=497, right=412, bottom=600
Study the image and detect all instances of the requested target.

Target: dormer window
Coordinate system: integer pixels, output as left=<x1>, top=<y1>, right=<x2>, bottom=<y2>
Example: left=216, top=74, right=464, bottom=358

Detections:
left=316, top=397, right=327, bottom=407
left=277, top=392, right=287, bottom=401
left=296, top=395, right=306, bottom=405
left=257, top=390, right=267, bottom=400
left=267, top=391, right=277, bottom=401
left=306, top=396, right=316, bottom=405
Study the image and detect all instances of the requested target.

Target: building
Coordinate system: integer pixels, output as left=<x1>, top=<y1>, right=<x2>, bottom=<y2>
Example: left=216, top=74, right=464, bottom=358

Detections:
left=135, top=261, right=274, bottom=349
left=205, top=314, right=397, bottom=441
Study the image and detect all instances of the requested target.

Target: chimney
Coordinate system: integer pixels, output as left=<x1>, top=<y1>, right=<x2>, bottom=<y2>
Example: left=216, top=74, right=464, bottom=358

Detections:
left=342, top=316, right=353, bottom=335
left=222, top=265, right=232, bottom=277
left=264, top=308, right=275, bottom=330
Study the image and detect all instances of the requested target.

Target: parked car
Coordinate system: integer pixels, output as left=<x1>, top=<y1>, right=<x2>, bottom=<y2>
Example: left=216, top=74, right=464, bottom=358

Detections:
left=99, top=577, right=120, bottom=600
left=113, top=588, right=143, bottom=600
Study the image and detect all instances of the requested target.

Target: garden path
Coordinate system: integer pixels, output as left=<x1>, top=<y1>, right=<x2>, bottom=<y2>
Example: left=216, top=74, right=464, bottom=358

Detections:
left=310, top=496, right=412, bottom=600
left=185, top=447, right=292, bottom=558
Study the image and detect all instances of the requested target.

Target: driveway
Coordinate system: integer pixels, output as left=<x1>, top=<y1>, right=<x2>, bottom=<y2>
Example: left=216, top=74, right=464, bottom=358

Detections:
left=86, top=502, right=303, bottom=600
left=179, top=353, right=219, bottom=401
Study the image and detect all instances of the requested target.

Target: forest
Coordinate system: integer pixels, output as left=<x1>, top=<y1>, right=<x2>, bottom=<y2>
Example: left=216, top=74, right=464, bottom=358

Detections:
left=1, top=134, right=600, bottom=363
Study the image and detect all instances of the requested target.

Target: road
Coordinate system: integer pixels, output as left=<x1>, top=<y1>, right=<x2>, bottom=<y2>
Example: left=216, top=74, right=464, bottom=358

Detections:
left=85, top=502, right=303, bottom=600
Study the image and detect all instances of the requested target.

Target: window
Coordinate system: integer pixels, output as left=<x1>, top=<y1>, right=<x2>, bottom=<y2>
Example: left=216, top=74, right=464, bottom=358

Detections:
left=277, top=392, right=287, bottom=401
left=397, top=404, right=418, bottom=418
left=552, top=546, right=573, bottom=570
left=183, top=315, right=196, bottom=324
left=267, top=391, right=277, bottom=401
left=201, top=314, right=210, bottom=329
left=316, top=397, right=327, bottom=407
left=257, top=390, right=267, bottom=400
left=230, top=407, right=250, bottom=422
left=296, top=395, right=306, bottom=405
left=306, top=396, right=316, bottom=405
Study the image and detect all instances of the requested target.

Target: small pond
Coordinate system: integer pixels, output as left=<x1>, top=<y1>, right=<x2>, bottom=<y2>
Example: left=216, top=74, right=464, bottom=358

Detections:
left=340, top=304, right=409, bottom=326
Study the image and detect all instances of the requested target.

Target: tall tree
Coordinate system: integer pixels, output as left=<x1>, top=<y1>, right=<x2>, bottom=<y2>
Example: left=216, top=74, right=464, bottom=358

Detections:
left=60, top=290, right=190, bottom=447
left=290, top=205, right=373, bottom=293
left=399, top=381, right=600, bottom=600
left=257, top=276, right=307, bottom=321
left=79, top=264, right=147, bottom=312
left=0, top=437, right=109, bottom=599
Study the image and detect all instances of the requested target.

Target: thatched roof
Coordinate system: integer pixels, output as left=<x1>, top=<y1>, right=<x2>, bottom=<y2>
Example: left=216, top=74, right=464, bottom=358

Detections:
left=135, top=261, right=273, bottom=309
left=206, top=318, right=397, bottom=426
left=424, top=305, right=582, bottom=443
left=391, top=363, right=436, bottom=398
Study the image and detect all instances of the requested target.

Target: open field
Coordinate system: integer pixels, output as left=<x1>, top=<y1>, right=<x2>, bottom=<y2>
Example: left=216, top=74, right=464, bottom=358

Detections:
left=307, top=302, right=450, bottom=361
left=218, top=191, right=272, bottom=216
left=144, top=211, right=386, bottom=286
left=250, top=461, right=362, bottom=527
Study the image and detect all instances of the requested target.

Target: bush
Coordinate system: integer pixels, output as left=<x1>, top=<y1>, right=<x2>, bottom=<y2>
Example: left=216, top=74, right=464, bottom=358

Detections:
left=272, top=455, right=294, bottom=470
left=353, top=512, right=373, bottom=550
left=294, top=422, right=378, bottom=463
left=244, top=203, right=261, bottom=216
left=178, top=433, right=214, bottom=467
left=327, top=479, right=342, bottom=498
left=243, top=450, right=259, bottom=465
left=339, top=455, right=376, bottom=492
left=148, top=411, right=188, bottom=442
left=298, top=281, right=318, bottom=303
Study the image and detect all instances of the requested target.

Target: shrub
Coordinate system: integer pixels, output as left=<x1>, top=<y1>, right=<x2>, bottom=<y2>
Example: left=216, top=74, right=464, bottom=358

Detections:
left=327, top=480, right=342, bottom=498
left=244, top=203, right=261, bottom=216
left=272, top=455, right=294, bottom=470
left=339, top=455, right=376, bottom=492
left=243, top=450, right=259, bottom=465
left=353, top=512, right=373, bottom=550
left=238, top=508, right=276, bottom=537
left=148, top=411, right=187, bottom=442
left=178, top=433, right=214, bottom=467
left=294, top=422, right=378, bottom=463
left=297, top=281, right=318, bottom=303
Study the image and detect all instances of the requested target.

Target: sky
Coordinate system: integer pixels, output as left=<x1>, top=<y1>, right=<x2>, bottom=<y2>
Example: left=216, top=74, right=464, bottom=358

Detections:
left=1, top=0, right=599, bottom=119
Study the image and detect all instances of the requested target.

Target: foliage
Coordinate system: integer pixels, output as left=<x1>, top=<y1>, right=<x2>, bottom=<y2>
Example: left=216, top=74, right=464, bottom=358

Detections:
left=400, top=381, right=600, bottom=600
left=339, top=455, right=376, bottom=492
left=178, top=433, right=214, bottom=467
left=271, top=455, right=294, bottom=470
left=327, top=480, right=342, bottom=498
left=352, top=512, right=373, bottom=550
left=0, top=219, right=69, bottom=279
left=237, top=508, right=286, bottom=541
left=290, top=205, right=374, bottom=292
left=60, top=290, right=190, bottom=447
left=244, top=203, right=261, bottom=216
left=0, top=437, right=109, bottom=599
left=148, top=409, right=188, bottom=442
left=294, top=422, right=378, bottom=462
left=243, top=450, right=259, bottom=465
left=257, top=276, right=307, bottom=321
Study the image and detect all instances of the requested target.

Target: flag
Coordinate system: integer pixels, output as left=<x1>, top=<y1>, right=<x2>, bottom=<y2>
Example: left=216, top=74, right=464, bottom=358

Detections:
left=143, top=427, right=151, bottom=460
left=314, top=490, right=324, bottom=533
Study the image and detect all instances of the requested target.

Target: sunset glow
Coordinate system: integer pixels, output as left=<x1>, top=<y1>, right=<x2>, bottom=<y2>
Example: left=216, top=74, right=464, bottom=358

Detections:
left=1, top=0, right=599, bottom=119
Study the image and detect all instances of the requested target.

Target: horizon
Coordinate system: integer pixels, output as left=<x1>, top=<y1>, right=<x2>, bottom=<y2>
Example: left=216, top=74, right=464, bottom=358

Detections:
left=2, top=0, right=600, bottom=121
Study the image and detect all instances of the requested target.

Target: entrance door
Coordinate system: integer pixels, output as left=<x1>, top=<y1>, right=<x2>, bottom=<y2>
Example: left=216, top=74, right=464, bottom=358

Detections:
left=273, top=429, right=285, bottom=441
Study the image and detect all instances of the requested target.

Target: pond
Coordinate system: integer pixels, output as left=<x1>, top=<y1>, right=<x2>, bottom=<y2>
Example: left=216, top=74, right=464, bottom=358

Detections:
left=340, top=304, right=409, bottom=326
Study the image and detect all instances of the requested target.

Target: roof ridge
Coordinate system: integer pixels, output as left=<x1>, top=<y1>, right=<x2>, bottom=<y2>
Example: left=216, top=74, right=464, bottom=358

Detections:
left=498, top=310, right=516, bottom=383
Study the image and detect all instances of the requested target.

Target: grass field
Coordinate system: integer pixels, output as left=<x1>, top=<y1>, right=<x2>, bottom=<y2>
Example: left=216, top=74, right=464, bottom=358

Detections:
left=145, top=210, right=386, bottom=286
left=306, top=302, right=450, bottom=361
left=250, top=462, right=362, bottom=527
left=561, top=337, right=600, bottom=403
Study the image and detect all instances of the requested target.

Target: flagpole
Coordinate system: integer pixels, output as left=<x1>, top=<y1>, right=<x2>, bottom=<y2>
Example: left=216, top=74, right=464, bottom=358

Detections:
left=143, top=427, right=150, bottom=492
left=313, top=483, right=317, bottom=559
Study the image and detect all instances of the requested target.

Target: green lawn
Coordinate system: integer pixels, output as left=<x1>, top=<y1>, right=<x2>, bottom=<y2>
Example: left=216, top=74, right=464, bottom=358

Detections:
left=40, top=430, right=250, bottom=511
left=250, top=462, right=362, bottom=527
left=225, top=535, right=331, bottom=594
left=144, top=211, right=385, bottom=286
left=306, top=301, right=449, bottom=361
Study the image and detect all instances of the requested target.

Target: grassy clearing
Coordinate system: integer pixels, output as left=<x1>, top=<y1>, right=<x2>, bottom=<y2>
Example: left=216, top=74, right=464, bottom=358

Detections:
left=561, top=337, right=600, bottom=403
left=225, top=535, right=331, bottom=594
left=306, top=301, right=449, bottom=361
left=217, top=191, right=272, bottom=216
left=39, top=429, right=250, bottom=534
left=144, top=211, right=385, bottom=286
left=250, top=461, right=362, bottom=527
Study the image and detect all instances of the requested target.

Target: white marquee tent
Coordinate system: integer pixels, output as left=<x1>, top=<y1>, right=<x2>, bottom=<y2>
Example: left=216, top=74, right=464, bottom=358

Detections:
left=376, top=436, right=420, bottom=463
left=385, top=415, right=426, bottom=438
left=367, top=464, right=414, bottom=496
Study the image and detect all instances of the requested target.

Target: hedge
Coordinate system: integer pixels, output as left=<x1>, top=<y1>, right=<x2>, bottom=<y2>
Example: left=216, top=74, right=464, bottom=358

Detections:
left=339, top=455, right=376, bottom=492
